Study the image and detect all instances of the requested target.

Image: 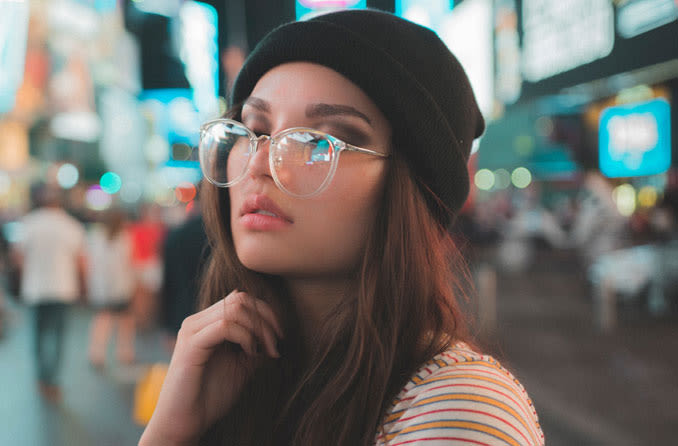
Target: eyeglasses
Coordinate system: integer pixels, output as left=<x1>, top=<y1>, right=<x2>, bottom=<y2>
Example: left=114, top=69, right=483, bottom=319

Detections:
left=199, top=119, right=389, bottom=197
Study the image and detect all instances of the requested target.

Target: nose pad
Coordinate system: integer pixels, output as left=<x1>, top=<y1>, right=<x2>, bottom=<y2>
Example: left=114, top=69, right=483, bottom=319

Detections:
left=247, top=135, right=273, bottom=179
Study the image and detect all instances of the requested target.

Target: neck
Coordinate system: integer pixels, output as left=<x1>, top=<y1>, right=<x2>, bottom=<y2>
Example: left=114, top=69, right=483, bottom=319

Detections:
left=285, top=276, right=353, bottom=352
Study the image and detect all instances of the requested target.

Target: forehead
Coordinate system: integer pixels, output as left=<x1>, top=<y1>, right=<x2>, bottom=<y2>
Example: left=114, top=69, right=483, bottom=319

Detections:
left=247, top=62, right=384, bottom=119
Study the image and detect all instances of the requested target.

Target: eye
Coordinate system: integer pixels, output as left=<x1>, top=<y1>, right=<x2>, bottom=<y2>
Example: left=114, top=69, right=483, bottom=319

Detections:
left=241, top=114, right=270, bottom=137
left=318, top=123, right=369, bottom=147
left=252, top=129, right=270, bottom=138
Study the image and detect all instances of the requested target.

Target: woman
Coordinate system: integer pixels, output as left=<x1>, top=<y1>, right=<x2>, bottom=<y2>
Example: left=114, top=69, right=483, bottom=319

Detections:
left=140, top=9, right=543, bottom=446
left=87, top=207, right=136, bottom=366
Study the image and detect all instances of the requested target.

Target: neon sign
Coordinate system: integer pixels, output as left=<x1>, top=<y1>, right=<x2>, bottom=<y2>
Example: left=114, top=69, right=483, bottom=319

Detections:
left=599, top=98, right=671, bottom=178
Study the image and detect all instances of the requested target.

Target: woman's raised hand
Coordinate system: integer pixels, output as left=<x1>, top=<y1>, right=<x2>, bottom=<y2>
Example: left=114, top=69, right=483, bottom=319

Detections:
left=139, top=290, right=284, bottom=446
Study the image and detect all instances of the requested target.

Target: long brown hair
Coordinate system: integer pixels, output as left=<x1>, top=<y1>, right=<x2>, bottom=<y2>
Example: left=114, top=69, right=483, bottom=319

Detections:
left=198, top=111, right=475, bottom=445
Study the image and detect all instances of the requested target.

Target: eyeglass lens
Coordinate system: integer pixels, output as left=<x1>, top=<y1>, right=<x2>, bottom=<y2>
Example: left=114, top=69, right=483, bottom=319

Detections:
left=200, top=122, right=336, bottom=196
left=200, top=122, right=251, bottom=185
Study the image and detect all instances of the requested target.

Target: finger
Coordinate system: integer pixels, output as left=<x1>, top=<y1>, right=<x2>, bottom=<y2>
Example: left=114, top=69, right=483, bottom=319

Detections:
left=226, top=293, right=284, bottom=339
left=192, top=319, right=257, bottom=356
left=181, top=290, right=245, bottom=333
left=189, top=295, right=280, bottom=358
left=226, top=305, right=280, bottom=358
left=193, top=291, right=284, bottom=340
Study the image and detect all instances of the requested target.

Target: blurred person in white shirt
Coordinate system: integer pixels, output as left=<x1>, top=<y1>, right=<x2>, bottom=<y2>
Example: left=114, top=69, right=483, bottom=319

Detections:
left=12, top=184, right=86, bottom=402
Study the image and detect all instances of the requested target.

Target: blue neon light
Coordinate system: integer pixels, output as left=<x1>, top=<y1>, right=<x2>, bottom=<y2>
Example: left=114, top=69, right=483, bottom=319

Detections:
left=395, top=0, right=455, bottom=30
left=295, top=0, right=366, bottom=20
left=599, top=98, right=671, bottom=178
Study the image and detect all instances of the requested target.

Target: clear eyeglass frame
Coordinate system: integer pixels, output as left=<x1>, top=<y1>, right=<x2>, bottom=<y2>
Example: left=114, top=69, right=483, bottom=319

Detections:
left=198, top=118, right=390, bottom=198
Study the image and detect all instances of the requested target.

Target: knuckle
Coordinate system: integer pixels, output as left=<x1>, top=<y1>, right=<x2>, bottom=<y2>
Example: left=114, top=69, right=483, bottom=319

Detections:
left=179, top=315, right=196, bottom=331
left=232, top=297, right=249, bottom=314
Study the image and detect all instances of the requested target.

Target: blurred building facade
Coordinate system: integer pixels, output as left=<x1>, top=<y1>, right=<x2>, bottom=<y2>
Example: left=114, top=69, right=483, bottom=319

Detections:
left=0, top=0, right=676, bottom=248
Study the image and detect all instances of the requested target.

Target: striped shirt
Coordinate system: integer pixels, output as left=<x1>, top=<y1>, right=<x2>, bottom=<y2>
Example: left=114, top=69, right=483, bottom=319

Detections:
left=374, top=343, right=544, bottom=446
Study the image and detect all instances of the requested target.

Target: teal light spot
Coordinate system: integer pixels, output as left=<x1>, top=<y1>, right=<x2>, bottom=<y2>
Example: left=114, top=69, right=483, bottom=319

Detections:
left=100, top=172, right=122, bottom=194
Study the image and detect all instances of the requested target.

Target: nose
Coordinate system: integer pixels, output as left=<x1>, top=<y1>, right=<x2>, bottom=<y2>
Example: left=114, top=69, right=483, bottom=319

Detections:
left=247, top=135, right=273, bottom=179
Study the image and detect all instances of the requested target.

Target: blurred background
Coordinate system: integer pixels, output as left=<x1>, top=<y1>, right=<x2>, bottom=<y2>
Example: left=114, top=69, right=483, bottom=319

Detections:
left=0, top=0, right=677, bottom=445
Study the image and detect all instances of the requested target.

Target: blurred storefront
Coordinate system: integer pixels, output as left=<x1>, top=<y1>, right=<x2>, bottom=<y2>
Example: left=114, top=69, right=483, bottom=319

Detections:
left=478, top=0, right=677, bottom=219
left=1, top=0, right=676, bottom=225
left=0, top=0, right=229, bottom=229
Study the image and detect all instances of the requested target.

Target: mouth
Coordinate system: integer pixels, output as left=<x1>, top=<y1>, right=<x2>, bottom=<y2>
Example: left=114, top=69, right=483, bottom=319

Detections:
left=240, top=194, right=293, bottom=223
left=252, top=210, right=279, bottom=218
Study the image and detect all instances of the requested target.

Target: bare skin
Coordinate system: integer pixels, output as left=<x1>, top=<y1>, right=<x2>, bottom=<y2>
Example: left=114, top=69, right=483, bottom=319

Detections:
left=139, top=291, right=283, bottom=446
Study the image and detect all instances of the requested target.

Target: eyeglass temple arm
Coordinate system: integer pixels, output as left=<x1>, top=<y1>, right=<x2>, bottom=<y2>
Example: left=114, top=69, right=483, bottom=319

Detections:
left=343, top=144, right=390, bottom=158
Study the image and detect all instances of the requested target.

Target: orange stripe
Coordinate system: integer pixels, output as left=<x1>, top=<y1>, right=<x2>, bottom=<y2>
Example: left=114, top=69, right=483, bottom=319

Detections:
left=385, top=392, right=533, bottom=437
left=411, top=393, right=533, bottom=436
left=383, top=419, right=521, bottom=446
left=415, top=373, right=524, bottom=401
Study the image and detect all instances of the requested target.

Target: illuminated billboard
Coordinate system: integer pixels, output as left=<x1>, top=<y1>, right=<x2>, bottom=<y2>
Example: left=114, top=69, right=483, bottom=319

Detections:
left=521, top=0, right=614, bottom=82
left=599, top=98, right=671, bottom=178
left=396, top=0, right=493, bottom=117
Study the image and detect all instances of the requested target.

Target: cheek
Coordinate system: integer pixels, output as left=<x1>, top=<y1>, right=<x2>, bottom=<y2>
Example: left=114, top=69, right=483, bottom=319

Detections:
left=295, top=167, right=385, bottom=271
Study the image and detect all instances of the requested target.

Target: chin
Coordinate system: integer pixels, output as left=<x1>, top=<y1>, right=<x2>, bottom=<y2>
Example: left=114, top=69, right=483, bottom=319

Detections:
left=237, top=249, right=357, bottom=279
left=235, top=245, right=291, bottom=275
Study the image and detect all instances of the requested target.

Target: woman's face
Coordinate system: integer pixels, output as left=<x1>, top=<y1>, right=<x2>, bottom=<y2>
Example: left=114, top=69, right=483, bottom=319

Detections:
left=229, top=62, right=391, bottom=278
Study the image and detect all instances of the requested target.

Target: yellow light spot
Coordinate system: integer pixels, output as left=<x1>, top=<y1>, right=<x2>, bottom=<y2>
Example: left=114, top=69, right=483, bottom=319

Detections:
left=613, top=184, right=636, bottom=216
left=474, top=169, right=495, bottom=191
left=511, top=167, right=532, bottom=189
left=637, top=186, right=658, bottom=208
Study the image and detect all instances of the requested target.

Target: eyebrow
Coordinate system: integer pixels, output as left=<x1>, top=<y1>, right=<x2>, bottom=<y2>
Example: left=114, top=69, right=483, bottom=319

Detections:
left=243, top=96, right=270, bottom=113
left=306, top=103, right=372, bottom=126
left=243, top=97, right=372, bottom=126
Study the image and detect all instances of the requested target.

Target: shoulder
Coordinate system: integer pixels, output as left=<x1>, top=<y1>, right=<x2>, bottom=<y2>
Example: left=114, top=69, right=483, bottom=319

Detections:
left=376, top=342, right=544, bottom=446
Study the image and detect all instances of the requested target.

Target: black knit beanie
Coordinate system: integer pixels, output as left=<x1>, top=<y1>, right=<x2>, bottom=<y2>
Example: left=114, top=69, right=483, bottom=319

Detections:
left=231, top=9, right=485, bottom=226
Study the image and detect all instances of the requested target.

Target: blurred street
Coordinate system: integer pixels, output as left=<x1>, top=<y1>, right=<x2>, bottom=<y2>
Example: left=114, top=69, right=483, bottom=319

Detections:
left=481, top=246, right=678, bottom=445
left=2, top=246, right=678, bottom=446
left=0, top=299, right=170, bottom=446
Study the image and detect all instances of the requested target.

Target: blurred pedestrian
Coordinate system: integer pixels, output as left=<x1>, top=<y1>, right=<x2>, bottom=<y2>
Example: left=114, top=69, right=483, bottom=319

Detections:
left=141, top=10, right=543, bottom=446
left=571, top=171, right=628, bottom=265
left=12, top=185, right=86, bottom=402
left=86, top=207, right=136, bottom=367
left=129, top=203, right=166, bottom=329
left=159, top=198, right=210, bottom=350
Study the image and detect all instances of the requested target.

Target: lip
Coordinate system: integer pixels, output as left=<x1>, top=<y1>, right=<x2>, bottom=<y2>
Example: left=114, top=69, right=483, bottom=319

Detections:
left=239, top=194, right=293, bottom=230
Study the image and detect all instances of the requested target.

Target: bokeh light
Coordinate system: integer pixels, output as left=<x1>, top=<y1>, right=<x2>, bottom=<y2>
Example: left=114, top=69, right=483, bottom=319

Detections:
left=613, top=184, right=636, bottom=216
left=86, top=185, right=113, bottom=211
left=100, top=172, right=122, bottom=194
left=57, top=163, right=79, bottom=189
left=637, top=186, right=658, bottom=208
left=511, top=167, right=532, bottom=189
left=474, top=169, right=495, bottom=191
left=513, top=134, right=535, bottom=156
left=145, top=134, right=170, bottom=164
left=175, top=181, right=196, bottom=203
left=493, top=168, right=511, bottom=190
